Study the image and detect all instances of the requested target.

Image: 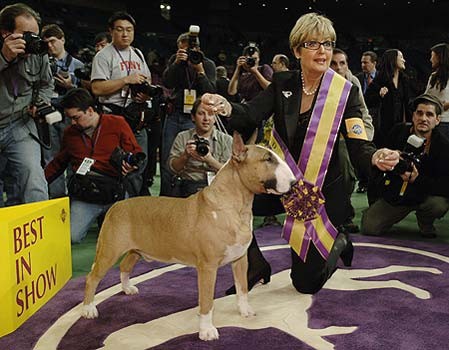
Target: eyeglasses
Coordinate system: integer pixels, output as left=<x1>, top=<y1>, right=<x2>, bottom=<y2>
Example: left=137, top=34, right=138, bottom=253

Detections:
left=301, top=41, right=336, bottom=51
left=113, top=26, right=134, bottom=33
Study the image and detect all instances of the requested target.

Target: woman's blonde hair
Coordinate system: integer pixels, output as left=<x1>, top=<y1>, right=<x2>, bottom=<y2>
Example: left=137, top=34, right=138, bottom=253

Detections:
left=289, top=12, right=336, bottom=51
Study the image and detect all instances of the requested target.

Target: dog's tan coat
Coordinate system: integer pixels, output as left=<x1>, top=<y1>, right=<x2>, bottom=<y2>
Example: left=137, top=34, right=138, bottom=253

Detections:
left=81, top=132, right=295, bottom=341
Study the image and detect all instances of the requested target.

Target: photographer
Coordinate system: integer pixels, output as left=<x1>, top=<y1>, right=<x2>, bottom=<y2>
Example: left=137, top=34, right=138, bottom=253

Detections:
left=0, top=3, right=53, bottom=205
left=160, top=28, right=216, bottom=196
left=45, top=88, right=142, bottom=243
left=41, top=24, right=85, bottom=198
left=90, top=11, right=152, bottom=197
left=228, top=44, right=273, bottom=102
left=168, top=98, right=232, bottom=197
left=361, top=94, right=449, bottom=238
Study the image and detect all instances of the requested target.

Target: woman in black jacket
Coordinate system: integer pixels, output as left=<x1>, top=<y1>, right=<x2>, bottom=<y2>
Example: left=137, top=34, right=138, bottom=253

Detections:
left=202, top=13, right=400, bottom=294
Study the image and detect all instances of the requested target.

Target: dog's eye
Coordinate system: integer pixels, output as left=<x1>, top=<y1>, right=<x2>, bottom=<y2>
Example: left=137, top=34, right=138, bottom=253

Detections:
left=263, top=153, right=273, bottom=163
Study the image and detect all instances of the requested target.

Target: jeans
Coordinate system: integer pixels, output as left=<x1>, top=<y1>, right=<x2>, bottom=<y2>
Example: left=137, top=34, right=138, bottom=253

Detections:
left=159, top=110, right=194, bottom=196
left=43, top=117, right=71, bottom=198
left=70, top=199, right=113, bottom=243
left=0, top=117, right=48, bottom=204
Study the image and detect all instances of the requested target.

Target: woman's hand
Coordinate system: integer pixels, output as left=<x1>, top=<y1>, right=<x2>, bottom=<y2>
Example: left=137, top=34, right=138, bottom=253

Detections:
left=200, top=93, right=232, bottom=116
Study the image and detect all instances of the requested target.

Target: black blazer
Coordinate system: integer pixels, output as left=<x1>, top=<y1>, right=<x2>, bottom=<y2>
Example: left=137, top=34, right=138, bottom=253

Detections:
left=230, top=69, right=377, bottom=226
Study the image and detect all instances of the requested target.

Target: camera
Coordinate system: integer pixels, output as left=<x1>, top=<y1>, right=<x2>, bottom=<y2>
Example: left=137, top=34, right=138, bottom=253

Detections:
left=35, top=103, right=63, bottom=125
left=74, top=47, right=96, bottom=81
left=110, top=146, right=146, bottom=171
left=129, top=81, right=163, bottom=98
left=23, top=31, right=48, bottom=55
left=194, top=134, right=210, bottom=156
left=392, top=134, right=426, bottom=175
left=187, top=25, right=204, bottom=65
left=244, top=42, right=258, bottom=68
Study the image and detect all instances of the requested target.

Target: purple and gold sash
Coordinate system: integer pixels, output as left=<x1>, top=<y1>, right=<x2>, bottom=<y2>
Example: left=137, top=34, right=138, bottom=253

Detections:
left=267, top=69, right=352, bottom=262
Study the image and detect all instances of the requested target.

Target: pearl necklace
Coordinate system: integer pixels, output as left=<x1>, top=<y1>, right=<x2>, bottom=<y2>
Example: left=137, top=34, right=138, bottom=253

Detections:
left=301, top=71, right=319, bottom=96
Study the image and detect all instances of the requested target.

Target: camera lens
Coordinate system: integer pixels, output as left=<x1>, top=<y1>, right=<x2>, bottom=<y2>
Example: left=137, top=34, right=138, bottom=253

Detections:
left=188, top=49, right=203, bottom=65
left=245, top=57, right=256, bottom=67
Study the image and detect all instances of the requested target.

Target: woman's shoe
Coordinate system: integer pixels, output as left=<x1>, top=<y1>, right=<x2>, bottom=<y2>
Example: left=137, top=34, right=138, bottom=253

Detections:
left=225, top=264, right=271, bottom=295
left=340, top=238, right=354, bottom=267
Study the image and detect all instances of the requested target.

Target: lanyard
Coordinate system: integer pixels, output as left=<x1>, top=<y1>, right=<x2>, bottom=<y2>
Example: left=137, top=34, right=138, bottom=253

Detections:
left=114, top=46, right=132, bottom=76
left=81, top=123, right=102, bottom=157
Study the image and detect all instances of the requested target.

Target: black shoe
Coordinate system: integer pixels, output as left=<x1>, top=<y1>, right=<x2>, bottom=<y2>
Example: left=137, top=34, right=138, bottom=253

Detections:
left=327, top=233, right=354, bottom=272
left=419, top=222, right=437, bottom=238
left=340, top=239, right=354, bottom=267
left=225, top=264, right=271, bottom=295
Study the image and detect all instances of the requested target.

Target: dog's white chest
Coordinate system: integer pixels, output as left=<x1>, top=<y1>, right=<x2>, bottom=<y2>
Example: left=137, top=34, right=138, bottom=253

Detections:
left=221, top=241, right=251, bottom=265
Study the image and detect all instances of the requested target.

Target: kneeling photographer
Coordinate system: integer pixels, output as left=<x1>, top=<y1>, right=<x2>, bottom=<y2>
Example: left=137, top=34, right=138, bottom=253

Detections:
left=361, top=94, right=449, bottom=238
left=45, top=88, right=143, bottom=243
left=168, top=98, right=232, bottom=197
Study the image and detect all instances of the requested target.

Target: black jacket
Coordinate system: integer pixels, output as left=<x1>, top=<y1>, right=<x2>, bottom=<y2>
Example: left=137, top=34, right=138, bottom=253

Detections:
left=230, top=70, right=377, bottom=226
left=380, top=124, right=449, bottom=205
left=162, top=54, right=216, bottom=111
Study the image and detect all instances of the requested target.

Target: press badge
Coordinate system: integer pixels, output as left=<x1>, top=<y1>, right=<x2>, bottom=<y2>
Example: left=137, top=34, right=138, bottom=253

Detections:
left=183, top=89, right=196, bottom=113
left=121, top=86, right=130, bottom=98
left=76, top=157, right=95, bottom=175
left=207, top=171, right=215, bottom=185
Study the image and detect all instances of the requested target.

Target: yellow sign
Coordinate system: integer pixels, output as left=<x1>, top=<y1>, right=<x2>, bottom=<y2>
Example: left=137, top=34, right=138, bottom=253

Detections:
left=0, top=198, right=71, bottom=337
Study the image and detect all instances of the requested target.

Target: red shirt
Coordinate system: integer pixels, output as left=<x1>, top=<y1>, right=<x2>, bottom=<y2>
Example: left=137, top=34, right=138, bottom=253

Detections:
left=45, top=114, right=142, bottom=183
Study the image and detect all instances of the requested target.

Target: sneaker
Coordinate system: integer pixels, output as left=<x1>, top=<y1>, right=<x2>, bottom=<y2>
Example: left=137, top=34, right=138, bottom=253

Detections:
left=260, top=215, right=282, bottom=227
left=418, top=222, right=437, bottom=238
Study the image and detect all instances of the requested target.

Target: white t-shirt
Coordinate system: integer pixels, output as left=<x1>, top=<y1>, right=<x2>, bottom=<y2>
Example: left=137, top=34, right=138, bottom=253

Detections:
left=91, top=44, right=151, bottom=107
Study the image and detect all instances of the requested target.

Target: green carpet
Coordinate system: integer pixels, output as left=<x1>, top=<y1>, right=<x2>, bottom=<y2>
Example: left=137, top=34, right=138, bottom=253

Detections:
left=71, top=174, right=449, bottom=278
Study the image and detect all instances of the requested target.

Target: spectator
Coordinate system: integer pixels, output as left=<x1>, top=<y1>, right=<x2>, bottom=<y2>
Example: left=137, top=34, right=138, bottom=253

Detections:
left=45, top=88, right=142, bottom=243
left=271, top=54, right=290, bottom=72
left=168, top=98, right=232, bottom=197
left=361, top=93, right=449, bottom=238
left=425, top=43, right=449, bottom=139
left=160, top=30, right=216, bottom=196
left=0, top=3, right=52, bottom=205
left=356, top=50, right=378, bottom=95
left=330, top=47, right=374, bottom=233
left=365, top=49, right=414, bottom=148
left=94, top=31, right=111, bottom=52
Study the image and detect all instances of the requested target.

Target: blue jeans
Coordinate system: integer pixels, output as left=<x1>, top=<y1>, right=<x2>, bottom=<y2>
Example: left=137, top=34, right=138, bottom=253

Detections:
left=43, top=117, right=71, bottom=198
left=160, top=111, right=194, bottom=196
left=70, top=199, right=113, bottom=243
left=0, top=117, right=48, bottom=204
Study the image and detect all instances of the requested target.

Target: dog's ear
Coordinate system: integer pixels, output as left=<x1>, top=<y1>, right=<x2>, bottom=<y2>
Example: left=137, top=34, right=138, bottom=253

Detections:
left=246, top=128, right=258, bottom=145
left=232, top=131, right=248, bottom=163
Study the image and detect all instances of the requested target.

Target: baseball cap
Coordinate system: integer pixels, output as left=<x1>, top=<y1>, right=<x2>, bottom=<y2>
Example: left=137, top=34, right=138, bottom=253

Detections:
left=412, top=93, right=443, bottom=115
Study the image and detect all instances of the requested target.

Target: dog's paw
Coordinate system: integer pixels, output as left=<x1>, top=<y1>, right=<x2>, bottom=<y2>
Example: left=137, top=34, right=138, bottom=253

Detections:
left=239, top=303, right=256, bottom=317
left=81, top=303, right=98, bottom=319
left=199, top=326, right=219, bottom=341
left=123, top=285, right=139, bottom=295
left=237, top=295, right=256, bottom=317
